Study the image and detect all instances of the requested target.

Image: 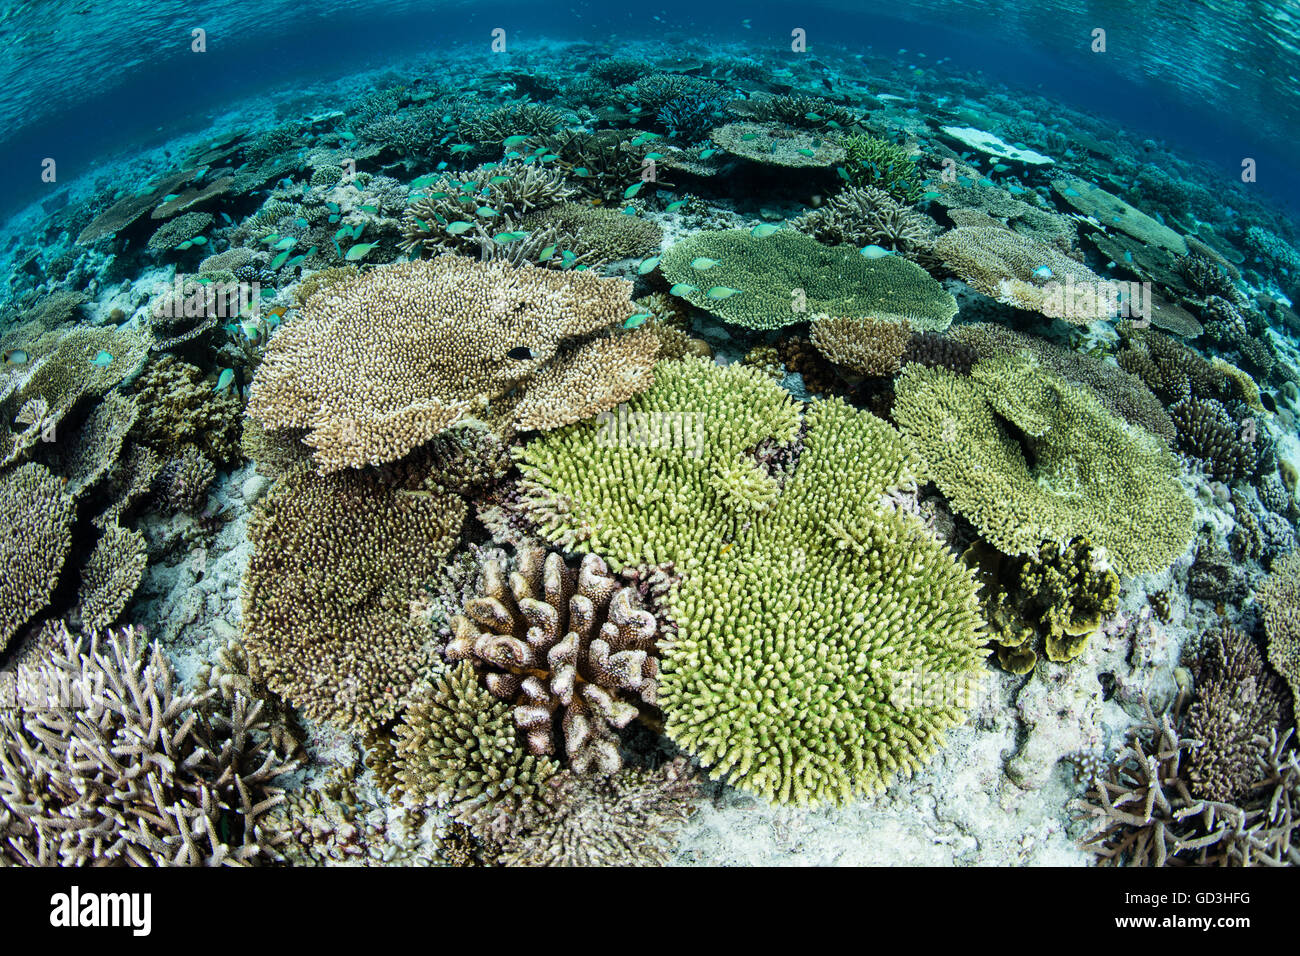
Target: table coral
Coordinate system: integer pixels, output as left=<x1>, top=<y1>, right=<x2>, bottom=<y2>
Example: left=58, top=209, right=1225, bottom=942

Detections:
left=76, top=522, right=149, bottom=633
left=240, top=463, right=467, bottom=731
left=246, top=257, right=644, bottom=472
left=659, top=228, right=956, bottom=331
left=894, top=354, right=1195, bottom=576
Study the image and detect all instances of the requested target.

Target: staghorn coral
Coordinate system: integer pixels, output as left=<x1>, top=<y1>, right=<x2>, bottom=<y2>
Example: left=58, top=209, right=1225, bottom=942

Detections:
left=588, top=57, right=655, bottom=86
left=516, top=358, right=987, bottom=805
left=399, top=159, right=576, bottom=261
left=810, top=315, right=910, bottom=377
left=0, top=463, right=76, bottom=653
left=711, top=122, right=846, bottom=168
left=1176, top=254, right=1246, bottom=306
left=446, top=547, right=660, bottom=774
left=659, top=228, right=956, bottom=331
left=388, top=660, right=558, bottom=839
left=241, top=463, right=466, bottom=731
left=0, top=626, right=297, bottom=866
left=791, top=185, right=940, bottom=257
left=1168, top=396, right=1258, bottom=482
left=247, top=257, right=642, bottom=472
left=1184, top=626, right=1292, bottom=804
left=1074, top=696, right=1299, bottom=866
left=76, top=522, right=149, bottom=633
left=130, top=355, right=243, bottom=466
left=658, top=88, right=733, bottom=142
left=1257, top=551, right=1300, bottom=728
left=1116, top=326, right=1228, bottom=403
left=934, top=226, right=1106, bottom=322
left=625, top=74, right=725, bottom=113
left=499, top=758, right=698, bottom=866
left=748, top=94, right=860, bottom=130
left=894, top=354, right=1195, bottom=576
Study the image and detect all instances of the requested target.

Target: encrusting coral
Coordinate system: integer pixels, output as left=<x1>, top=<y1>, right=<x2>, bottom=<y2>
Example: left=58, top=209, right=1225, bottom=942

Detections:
left=0, top=462, right=76, bottom=653
left=515, top=358, right=988, bottom=805
left=446, top=547, right=661, bottom=775
left=894, top=354, right=1195, bottom=576
left=659, top=228, right=957, bottom=331
left=246, top=257, right=645, bottom=472
left=0, top=626, right=298, bottom=866
left=240, top=462, right=467, bottom=731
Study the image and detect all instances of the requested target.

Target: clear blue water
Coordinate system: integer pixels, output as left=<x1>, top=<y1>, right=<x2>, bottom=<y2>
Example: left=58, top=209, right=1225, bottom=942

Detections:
left=1, top=0, right=1298, bottom=224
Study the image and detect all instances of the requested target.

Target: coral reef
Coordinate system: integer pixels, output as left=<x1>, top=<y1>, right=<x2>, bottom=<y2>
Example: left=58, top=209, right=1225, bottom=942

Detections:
left=810, top=315, right=911, bottom=377
left=839, top=134, right=925, bottom=203
left=76, top=522, right=149, bottom=632
left=1256, top=551, right=1300, bottom=727
left=0, top=462, right=76, bottom=652
left=791, top=185, right=939, bottom=258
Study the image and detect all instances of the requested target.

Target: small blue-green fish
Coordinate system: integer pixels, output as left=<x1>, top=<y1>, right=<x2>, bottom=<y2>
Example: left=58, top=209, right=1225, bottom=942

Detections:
left=1032, top=265, right=1053, bottom=279
left=804, top=112, right=824, bottom=121
left=274, top=236, right=296, bottom=250
left=345, top=242, right=377, bottom=261
left=638, top=256, right=660, bottom=275
left=1007, top=184, right=1025, bottom=195
left=270, top=250, right=290, bottom=270
left=505, top=151, right=522, bottom=160
left=449, top=143, right=474, bottom=154
left=622, top=206, right=637, bottom=215
left=240, top=320, right=262, bottom=341
left=539, top=244, right=558, bottom=261
left=334, top=226, right=354, bottom=241
left=89, top=350, right=114, bottom=367
left=493, top=230, right=528, bottom=244
left=859, top=245, right=891, bottom=259
left=706, top=286, right=743, bottom=299
left=215, top=368, right=235, bottom=393
left=623, top=313, right=651, bottom=329
left=740, top=132, right=759, bottom=142
left=751, top=224, right=782, bottom=237
left=2, top=349, right=28, bottom=367
left=287, top=254, right=306, bottom=268
left=1063, top=187, right=1080, bottom=197
left=624, top=183, right=642, bottom=199
left=305, top=245, right=319, bottom=257
left=836, top=166, right=851, bottom=182
left=412, top=174, right=439, bottom=188
left=665, top=199, right=688, bottom=212
left=161, top=194, right=179, bottom=202
left=1124, top=250, right=1134, bottom=263
left=691, top=257, right=720, bottom=269
left=572, top=167, right=590, bottom=177
left=476, top=206, right=500, bottom=217
left=341, top=131, right=356, bottom=141
left=922, top=191, right=942, bottom=200
left=992, top=163, right=1010, bottom=173
left=699, top=149, right=718, bottom=159
left=358, top=204, right=379, bottom=214
left=191, top=235, right=208, bottom=246
left=826, top=120, right=842, bottom=129
left=489, top=175, right=512, bottom=184
left=328, top=214, right=340, bottom=223
left=507, top=346, right=534, bottom=360
left=436, top=161, right=449, bottom=171
left=978, top=178, right=995, bottom=188
left=502, top=135, right=531, bottom=147
left=176, top=240, right=193, bottom=250
left=445, top=221, right=474, bottom=234
left=668, top=283, right=698, bottom=296
left=295, top=217, right=311, bottom=229
left=326, top=201, right=341, bottom=212
left=261, top=234, right=280, bottom=245
left=539, top=154, right=560, bottom=162
left=645, top=152, right=665, bottom=161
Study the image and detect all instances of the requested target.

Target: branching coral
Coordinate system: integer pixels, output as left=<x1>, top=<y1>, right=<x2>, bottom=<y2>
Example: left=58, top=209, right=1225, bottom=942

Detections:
left=130, top=355, right=243, bottom=466
left=40, top=390, right=138, bottom=497
left=0, top=462, right=76, bottom=653
left=1168, top=396, right=1258, bottom=482
left=1116, top=326, right=1229, bottom=403
left=461, top=102, right=563, bottom=146
left=0, top=627, right=297, bottom=866
left=145, top=211, right=213, bottom=252
left=894, top=354, right=1195, bottom=576
left=388, top=661, right=558, bottom=839
left=748, top=94, right=860, bottom=131
left=791, top=185, right=940, bottom=257
left=515, top=358, right=987, bottom=805
left=446, top=547, right=660, bottom=774
left=1184, top=626, right=1292, bottom=804
left=839, top=134, right=925, bottom=204
left=240, top=463, right=466, bottom=731
left=519, top=202, right=663, bottom=264
left=659, top=228, right=956, bottom=331
left=246, top=257, right=643, bottom=471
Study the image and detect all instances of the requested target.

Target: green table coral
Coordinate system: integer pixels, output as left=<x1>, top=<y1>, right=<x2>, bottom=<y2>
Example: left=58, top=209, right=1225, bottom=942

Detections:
left=517, top=358, right=987, bottom=805
left=659, top=228, right=956, bottom=331
left=894, top=354, right=1195, bottom=576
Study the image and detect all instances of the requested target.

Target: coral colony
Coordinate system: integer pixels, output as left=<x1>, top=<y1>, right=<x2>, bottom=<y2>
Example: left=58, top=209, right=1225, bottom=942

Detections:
left=1, top=9, right=1298, bottom=870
